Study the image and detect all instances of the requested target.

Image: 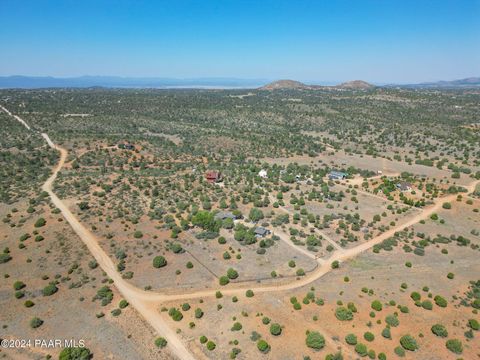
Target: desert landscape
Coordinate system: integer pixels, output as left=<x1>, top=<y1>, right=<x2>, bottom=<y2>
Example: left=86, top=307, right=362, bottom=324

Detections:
left=0, top=83, right=479, bottom=360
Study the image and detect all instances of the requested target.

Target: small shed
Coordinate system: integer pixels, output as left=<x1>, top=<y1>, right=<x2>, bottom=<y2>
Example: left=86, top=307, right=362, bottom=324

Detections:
left=254, top=226, right=271, bottom=238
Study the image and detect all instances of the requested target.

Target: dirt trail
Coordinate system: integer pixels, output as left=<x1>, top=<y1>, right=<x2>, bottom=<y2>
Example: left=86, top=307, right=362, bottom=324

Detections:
left=3, top=105, right=479, bottom=360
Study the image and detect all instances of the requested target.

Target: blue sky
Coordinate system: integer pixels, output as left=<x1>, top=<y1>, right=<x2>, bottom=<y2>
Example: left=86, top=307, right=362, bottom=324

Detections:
left=0, top=0, right=479, bottom=83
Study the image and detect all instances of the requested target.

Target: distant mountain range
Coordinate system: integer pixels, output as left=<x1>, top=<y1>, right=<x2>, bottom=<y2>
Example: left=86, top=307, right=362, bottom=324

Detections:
left=0, top=75, right=478, bottom=89
left=0, top=76, right=267, bottom=89
left=391, top=77, right=480, bottom=89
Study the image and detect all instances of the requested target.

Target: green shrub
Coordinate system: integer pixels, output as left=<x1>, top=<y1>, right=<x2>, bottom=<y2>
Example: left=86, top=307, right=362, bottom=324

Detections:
left=206, top=341, right=216, bottom=351
left=335, top=306, right=353, bottom=321
left=431, top=324, right=448, bottom=337
left=371, top=300, right=382, bottom=311
left=59, top=347, right=92, bottom=360
left=257, top=339, right=270, bottom=353
left=24, top=300, right=35, bottom=307
left=133, top=230, right=143, bottom=238
left=0, top=253, right=12, bottom=263
left=354, top=343, right=368, bottom=356
left=331, top=260, right=339, bottom=269
left=399, top=335, right=418, bottom=351
left=434, top=295, right=447, bottom=308
left=227, top=268, right=239, bottom=279
left=394, top=346, right=405, bottom=357
left=111, top=309, right=121, bottom=317
left=262, top=316, right=271, bottom=325
left=195, top=308, right=203, bottom=318
left=421, top=300, right=433, bottom=310
left=345, top=333, right=357, bottom=345
left=153, top=256, right=167, bottom=268
left=364, top=332, right=374, bottom=342
left=96, top=286, right=113, bottom=306
left=445, top=339, right=463, bottom=354
left=231, top=322, right=242, bottom=331
left=154, top=337, right=167, bottom=348
left=468, top=319, right=479, bottom=331
left=270, top=323, right=282, bottom=336
left=199, top=336, right=208, bottom=344
left=381, top=328, right=391, bottom=339
left=13, top=281, right=26, bottom=290
left=306, top=331, right=325, bottom=350
left=42, top=283, right=58, bottom=296
left=34, top=218, right=46, bottom=228
left=181, top=303, right=190, bottom=311
left=245, top=289, right=254, bottom=297
left=119, top=300, right=129, bottom=309
left=325, top=352, right=344, bottom=360
left=219, top=276, right=230, bottom=285
left=410, top=292, right=421, bottom=301
left=385, top=314, right=399, bottom=327
left=30, top=317, right=43, bottom=328
left=168, top=308, right=183, bottom=321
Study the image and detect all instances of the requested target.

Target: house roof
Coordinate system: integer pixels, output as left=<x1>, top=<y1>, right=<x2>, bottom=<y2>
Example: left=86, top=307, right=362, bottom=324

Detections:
left=214, top=211, right=236, bottom=221
left=329, top=171, right=347, bottom=177
left=396, top=181, right=412, bottom=190
left=254, top=227, right=269, bottom=235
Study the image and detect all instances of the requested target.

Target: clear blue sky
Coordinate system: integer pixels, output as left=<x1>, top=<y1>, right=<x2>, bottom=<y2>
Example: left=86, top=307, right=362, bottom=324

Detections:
left=0, top=0, right=479, bottom=83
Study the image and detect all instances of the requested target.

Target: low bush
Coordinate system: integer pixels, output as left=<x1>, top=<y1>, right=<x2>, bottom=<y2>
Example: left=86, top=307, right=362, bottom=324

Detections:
left=154, top=337, right=167, bottom=348
left=335, top=306, right=353, bottom=321
left=270, top=323, right=282, bottom=336
left=345, top=333, right=357, bottom=345
left=257, top=339, right=270, bottom=353
left=364, top=332, right=374, bottom=342
left=400, top=335, right=418, bottom=351
left=431, top=324, right=448, bottom=337
left=371, top=300, right=382, bottom=311
left=354, top=343, right=367, bottom=356
left=153, top=256, right=167, bottom=268
left=30, top=317, right=43, bottom=328
left=445, top=339, right=463, bottom=354
left=306, top=331, right=325, bottom=350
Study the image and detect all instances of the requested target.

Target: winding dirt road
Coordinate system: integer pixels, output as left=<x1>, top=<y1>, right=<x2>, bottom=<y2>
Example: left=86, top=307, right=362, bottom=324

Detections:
left=3, top=105, right=479, bottom=360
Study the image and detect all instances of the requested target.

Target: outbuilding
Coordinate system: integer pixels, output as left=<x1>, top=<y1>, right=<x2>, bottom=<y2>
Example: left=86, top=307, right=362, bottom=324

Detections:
left=254, top=226, right=271, bottom=238
left=328, top=171, right=347, bottom=180
left=205, top=171, right=222, bottom=183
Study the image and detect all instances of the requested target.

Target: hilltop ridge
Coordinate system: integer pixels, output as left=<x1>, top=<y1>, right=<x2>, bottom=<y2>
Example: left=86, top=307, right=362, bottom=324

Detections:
left=260, top=79, right=374, bottom=90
